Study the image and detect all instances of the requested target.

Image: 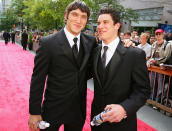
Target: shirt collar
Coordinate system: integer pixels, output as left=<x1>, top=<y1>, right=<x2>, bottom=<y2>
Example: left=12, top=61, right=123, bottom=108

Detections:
left=102, top=37, right=120, bottom=51
left=64, top=26, right=80, bottom=45
left=140, top=43, right=148, bottom=48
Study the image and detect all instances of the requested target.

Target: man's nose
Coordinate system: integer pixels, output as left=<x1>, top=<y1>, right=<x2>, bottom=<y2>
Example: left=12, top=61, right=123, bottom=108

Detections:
left=76, top=16, right=82, bottom=23
left=98, top=23, right=104, bottom=29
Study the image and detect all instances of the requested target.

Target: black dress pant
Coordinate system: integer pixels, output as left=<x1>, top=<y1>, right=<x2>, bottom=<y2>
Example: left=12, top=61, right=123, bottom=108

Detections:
left=12, top=38, right=15, bottom=44
left=5, top=39, right=8, bottom=44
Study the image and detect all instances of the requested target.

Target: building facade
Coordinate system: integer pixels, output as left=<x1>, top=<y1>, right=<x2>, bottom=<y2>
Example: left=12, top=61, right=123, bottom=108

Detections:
left=0, top=0, right=12, bottom=21
left=119, top=0, right=172, bottom=33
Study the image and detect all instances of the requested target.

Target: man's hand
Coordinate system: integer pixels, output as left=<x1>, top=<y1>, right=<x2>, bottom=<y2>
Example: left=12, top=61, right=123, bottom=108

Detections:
left=147, top=62, right=151, bottom=67
left=122, top=39, right=135, bottom=47
left=147, top=58, right=156, bottom=67
left=102, top=104, right=127, bottom=123
left=149, top=59, right=156, bottom=64
left=28, top=114, right=42, bottom=131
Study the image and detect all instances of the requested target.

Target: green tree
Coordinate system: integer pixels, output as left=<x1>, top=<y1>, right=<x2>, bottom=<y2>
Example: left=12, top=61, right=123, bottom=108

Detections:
left=11, top=0, right=25, bottom=30
left=11, top=0, right=25, bottom=15
left=0, top=0, right=137, bottom=31
left=23, top=0, right=74, bottom=30
left=23, top=0, right=54, bottom=30
left=0, top=0, right=25, bottom=31
left=0, top=8, right=18, bottom=31
left=90, top=0, right=138, bottom=23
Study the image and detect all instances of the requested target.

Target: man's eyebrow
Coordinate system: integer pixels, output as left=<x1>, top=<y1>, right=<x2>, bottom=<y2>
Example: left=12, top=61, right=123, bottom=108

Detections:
left=98, top=19, right=109, bottom=22
left=102, top=20, right=109, bottom=22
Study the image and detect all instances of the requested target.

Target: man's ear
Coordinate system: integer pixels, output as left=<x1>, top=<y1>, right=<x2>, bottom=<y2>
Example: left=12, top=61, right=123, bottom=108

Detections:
left=64, top=13, right=68, bottom=24
left=115, top=23, right=120, bottom=30
left=64, top=13, right=67, bottom=21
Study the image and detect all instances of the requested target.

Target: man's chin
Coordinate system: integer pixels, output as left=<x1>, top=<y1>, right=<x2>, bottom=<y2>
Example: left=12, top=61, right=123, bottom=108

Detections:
left=99, top=36, right=105, bottom=40
left=73, top=29, right=82, bottom=34
left=71, top=30, right=80, bottom=36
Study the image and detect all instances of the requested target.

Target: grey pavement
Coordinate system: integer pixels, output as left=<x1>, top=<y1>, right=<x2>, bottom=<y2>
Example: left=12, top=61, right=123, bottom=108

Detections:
left=138, top=105, right=172, bottom=131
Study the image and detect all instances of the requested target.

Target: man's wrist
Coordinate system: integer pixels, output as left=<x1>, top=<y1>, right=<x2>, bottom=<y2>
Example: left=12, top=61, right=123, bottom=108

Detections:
left=120, top=105, right=127, bottom=119
left=123, top=113, right=127, bottom=119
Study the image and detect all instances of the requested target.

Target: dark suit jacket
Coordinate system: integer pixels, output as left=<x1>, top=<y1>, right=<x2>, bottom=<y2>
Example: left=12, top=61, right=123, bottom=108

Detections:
left=22, top=32, right=28, bottom=44
left=3, top=32, right=9, bottom=40
left=29, top=29, right=97, bottom=125
left=91, top=41, right=150, bottom=131
left=11, top=32, right=15, bottom=40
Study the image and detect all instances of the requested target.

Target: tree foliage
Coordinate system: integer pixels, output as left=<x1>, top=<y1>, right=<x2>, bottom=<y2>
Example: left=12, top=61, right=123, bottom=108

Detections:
left=0, top=0, right=138, bottom=31
left=0, top=8, right=19, bottom=31
left=11, top=0, right=25, bottom=16
left=0, top=0, right=25, bottom=31
left=90, top=0, right=138, bottom=23
left=23, top=0, right=75, bottom=30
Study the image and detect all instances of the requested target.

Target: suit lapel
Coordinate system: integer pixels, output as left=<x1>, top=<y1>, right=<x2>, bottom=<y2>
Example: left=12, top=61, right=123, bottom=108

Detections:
left=104, top=41, right=127, bottom=88
left=79, top=33, right=90, bottom=71
left=94, top=45, right=103, bottom=88
left=59, top=29, right=77, bottom=66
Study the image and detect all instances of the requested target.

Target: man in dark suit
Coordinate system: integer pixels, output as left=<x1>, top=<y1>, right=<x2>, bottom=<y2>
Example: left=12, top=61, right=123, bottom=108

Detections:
left=11, top=31, right=15, bottom=44
left=28, top=1, right=96, bottom=131
left=3, top=31, right=10, bottom=45
left=21, top=30, right=28, bottom=50
left=91, top=8, right=150, bottom=131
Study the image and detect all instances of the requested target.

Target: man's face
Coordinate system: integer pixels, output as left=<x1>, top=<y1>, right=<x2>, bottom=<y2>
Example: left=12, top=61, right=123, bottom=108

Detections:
left=65, top=9, right=88, bottom=36
left=150, top=36, right=156, bottom=44
left=124, top=34, right=130, bottom=39
left=155, top=32, right=164, bottom=41
left=146, top=32, right=150, bottom=38
left=97, top=14, right=120, bottom=44
left=139, top=35, right=147, bottom=45
left=132, top=31, right=138, bottom=37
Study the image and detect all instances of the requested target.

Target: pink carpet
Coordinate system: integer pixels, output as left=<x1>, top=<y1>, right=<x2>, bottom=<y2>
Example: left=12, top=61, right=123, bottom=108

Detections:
left=0, top=42, right=157, bottom=131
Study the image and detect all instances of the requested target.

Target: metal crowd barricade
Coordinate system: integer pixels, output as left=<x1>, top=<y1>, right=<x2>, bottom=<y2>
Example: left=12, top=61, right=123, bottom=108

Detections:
left=147, top=65, right=172, bottom=115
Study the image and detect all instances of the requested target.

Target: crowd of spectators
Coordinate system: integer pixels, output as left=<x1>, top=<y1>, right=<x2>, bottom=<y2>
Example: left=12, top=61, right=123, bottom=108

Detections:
left=1, top=28, right=172, bottom=64
left=93, top=29, right=172, bottom=67
left=1, top=28, right=172, bottom=66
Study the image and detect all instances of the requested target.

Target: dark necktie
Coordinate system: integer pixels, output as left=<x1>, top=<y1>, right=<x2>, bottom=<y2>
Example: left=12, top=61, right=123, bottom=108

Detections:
left=72, top=37, right=78, bottom=59
left=102, top=46, right=108, bottom=67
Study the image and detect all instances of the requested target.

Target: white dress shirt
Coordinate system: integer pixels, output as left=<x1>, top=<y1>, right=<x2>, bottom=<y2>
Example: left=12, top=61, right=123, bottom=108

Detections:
left=101, top=37, right=120, bottom=66
left=64, top=27, right=80, bottom=51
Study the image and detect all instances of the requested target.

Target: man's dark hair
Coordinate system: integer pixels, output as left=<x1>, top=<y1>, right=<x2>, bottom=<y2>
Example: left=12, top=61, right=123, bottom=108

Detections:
left=124, top=31, right=131, bottom=36
left=98, top=8, right=121, bottom=33
left=98, top=8, right=120, bottom=25
left=132, top=29, right=138, bottom=32
left=145, top=30, right=150, bottom=34
left=65, top=0, right=90, bottom=20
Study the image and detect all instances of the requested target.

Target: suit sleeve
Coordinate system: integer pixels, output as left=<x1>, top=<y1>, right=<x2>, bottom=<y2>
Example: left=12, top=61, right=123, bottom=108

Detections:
left=29, top=38, right=50, bottom=115
left=120, top=50, right=151, bottom=118
left=87, top=37, right=98, bottom=80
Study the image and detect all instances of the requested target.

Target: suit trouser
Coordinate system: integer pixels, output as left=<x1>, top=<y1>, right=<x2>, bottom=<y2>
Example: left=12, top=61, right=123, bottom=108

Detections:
left=22, top=43, right=27, bottom=50
left=12, top=38, right=15, bottom=43
left=5, top=39, right=8, bottom=44
left=40, top=123, right=83, bottom=131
